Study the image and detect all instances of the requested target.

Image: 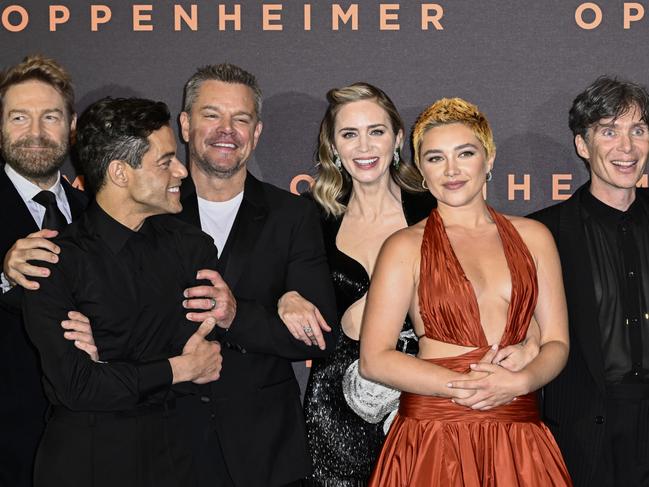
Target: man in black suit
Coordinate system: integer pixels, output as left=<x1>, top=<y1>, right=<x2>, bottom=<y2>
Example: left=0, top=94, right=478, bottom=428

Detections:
left=530, top=77, right=649, bottom=487
left=0, top=55, right=87, bottom=487
left=176, top=63, right=338, bottom=486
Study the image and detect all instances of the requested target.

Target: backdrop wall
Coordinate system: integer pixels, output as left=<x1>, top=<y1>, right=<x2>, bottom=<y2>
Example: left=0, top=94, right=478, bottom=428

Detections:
left=3, top=0, right=647, bottom=389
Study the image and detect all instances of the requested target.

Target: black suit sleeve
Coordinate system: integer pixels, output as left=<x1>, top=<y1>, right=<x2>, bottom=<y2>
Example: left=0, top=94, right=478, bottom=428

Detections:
left=22, top=255, right=172, bottom=411
left=221, top=202, right=338, bottom=360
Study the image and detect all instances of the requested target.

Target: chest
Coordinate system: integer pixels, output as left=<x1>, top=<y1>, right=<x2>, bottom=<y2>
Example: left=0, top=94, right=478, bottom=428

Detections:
left=447, top=228, right=512, bottom=302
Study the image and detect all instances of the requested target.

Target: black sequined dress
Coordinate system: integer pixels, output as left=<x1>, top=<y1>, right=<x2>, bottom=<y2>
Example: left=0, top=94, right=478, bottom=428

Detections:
left=302, top=191, right=435, bottom=486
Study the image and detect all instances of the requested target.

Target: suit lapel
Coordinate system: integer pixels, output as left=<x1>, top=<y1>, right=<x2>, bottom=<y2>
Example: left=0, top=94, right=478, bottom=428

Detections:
left=559, top=186, right=606, bottom=391
left=0, top=166, right=38, bottom=256
left=220, top=173, right=268, bottom=289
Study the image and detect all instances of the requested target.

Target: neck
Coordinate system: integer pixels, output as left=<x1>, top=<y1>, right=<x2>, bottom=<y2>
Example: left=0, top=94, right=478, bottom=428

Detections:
left=95, top=191, right=148, bottom=231
left=11, top=165, right=59, bottom=190
left=436, top=195, right=491, bottom=228
left=191, top=161, right=246, bottom=202
left=346, top=174, right=401, bottom=220
left=589, top=180, right=636, bottom=211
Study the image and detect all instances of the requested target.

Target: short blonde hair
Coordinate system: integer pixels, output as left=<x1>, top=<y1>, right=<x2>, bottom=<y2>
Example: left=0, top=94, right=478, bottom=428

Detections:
left=412, top=98, right=495, bottom=167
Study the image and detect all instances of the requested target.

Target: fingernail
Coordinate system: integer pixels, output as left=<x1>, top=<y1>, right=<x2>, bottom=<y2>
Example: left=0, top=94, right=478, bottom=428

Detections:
left=491, top=344, right=498, bottom=350
left=183, top=290, right=189, bottom=298
left=447, top=383, right=453, bottom=388
left=182, top=300, right=188, bottom=307
left=470, top=363, right=476, bottom=368
left=196, top=272, right=201, bottom=279
left=41, top=269, right=49, bottom=276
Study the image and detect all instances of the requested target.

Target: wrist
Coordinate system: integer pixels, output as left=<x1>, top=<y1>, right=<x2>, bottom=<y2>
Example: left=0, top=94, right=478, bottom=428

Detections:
left=169, top=356, right=193, bottom=384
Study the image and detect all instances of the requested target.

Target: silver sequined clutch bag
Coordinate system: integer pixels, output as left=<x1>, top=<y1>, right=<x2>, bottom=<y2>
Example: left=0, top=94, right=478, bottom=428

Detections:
left=342, top=359, right=401, bottom=429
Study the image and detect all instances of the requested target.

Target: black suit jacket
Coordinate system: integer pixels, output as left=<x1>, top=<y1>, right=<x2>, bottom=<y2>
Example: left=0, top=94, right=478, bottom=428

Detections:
left=0, top=165, right=87, bottom=487
left=529, top=183, right=649, bottom=487
left=176, top=172, right=338, bottom=487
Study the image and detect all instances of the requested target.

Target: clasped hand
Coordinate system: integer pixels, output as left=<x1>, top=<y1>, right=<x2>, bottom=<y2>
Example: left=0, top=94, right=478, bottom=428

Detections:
left=445, top=340, right=538, bottom=411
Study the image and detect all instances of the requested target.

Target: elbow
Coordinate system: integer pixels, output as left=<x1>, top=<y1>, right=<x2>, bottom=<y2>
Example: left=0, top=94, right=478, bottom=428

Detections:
left=358, top=354, right=380, bottom=382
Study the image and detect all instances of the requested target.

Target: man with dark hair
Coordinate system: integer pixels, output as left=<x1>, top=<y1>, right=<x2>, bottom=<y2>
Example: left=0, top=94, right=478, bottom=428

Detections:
left=531, top=76, right=649, bottom=486
left=22, top=97, right=234, bottom=487
left=175, top=63, right=337, bottom=486
left=0, top=54, right=87, bottom=487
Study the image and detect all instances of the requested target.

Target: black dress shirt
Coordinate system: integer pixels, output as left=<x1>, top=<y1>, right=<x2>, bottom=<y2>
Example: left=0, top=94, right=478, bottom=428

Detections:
left=23, top=202, right=217, bottom=411
left=581, top=189, right=649, bottom=384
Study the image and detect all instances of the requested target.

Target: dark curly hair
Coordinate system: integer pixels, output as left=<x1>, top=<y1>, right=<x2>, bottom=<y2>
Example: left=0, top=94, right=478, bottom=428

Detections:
left=569, top=76, right=649, bottom=139
left=75, top=97, right=170, bottom=194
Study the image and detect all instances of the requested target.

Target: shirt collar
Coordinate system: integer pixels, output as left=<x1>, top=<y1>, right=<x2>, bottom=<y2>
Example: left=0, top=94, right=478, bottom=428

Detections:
left=581, top=184, right=641, bottom=227
left=4, top=163, right=65, bottom=204
left=87, top=201, right=143, bottom=254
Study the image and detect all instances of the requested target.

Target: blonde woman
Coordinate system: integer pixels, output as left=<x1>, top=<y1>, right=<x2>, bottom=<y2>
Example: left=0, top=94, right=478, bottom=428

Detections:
left=360, top=98, right=572, bottom=486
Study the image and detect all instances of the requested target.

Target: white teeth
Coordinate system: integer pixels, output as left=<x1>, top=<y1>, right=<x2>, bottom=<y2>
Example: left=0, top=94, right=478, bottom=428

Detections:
left=168, top=187, right=180, bottom=193
left=355, top=158, right=377, bottom=165
left=212, top=143, right=236, bottom=148
left=611, top=160, right=637, bottom=167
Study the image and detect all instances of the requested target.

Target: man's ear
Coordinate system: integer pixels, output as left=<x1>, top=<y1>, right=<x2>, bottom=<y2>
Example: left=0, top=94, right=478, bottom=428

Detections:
left=575, top=134, right=591, bottom=161
left=180, top=112, right=190, bottom=143
left=106, top=160, right=129, bottom=188
left=252, top=120, right=263, bottom=149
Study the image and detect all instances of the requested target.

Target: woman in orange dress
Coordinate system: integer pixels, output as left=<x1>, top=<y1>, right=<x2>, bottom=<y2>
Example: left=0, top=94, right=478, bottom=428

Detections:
left=359, top=98, right=572, bottom=486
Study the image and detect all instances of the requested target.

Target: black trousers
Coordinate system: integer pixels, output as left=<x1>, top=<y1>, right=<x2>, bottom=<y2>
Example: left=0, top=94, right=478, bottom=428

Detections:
left=593, top=384, right=649, bottom=487
left=34, top=405, right=196, bottom=487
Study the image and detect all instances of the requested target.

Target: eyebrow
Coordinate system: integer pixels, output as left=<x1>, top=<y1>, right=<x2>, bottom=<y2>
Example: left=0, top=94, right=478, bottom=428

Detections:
left=156, top=151, right=177, bottom=163
left=337, top=123, right=388, bottom=133
left=7, top=108, right=64, bottom=116
left=200, top=105, right=253, bottom=117
left=422, top=142, right=479, bottom=157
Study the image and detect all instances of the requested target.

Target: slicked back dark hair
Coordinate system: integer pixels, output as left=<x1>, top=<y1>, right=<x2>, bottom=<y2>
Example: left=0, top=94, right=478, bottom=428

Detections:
left=183, top=63, right=262, bottom=118
left=569, top=76, right=649, bottom=139
left=75, top=97, right=170, bottom=194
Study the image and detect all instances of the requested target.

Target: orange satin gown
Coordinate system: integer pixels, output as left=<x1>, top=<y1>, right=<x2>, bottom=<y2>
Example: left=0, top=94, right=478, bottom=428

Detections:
left=368, top=208, right=572, bottom=486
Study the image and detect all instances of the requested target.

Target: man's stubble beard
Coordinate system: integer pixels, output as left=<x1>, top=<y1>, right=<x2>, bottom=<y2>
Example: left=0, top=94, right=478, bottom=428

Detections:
left=189, top=144, right=246, bottom=180
left=1, top=131, right=68, bottom=182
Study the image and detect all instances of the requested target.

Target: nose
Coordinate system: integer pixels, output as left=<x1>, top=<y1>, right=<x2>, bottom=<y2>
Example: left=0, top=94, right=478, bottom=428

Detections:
left=217, top=115, right=234, bottom=134
left=28, top=118, right=42, bottom=138
left=172, top=158, right=188, bottom=179
left=444, top=156, right=460, bottom=176
left=357, top=133, right=370, bottom=152
left=617, top=132, right=633, bottom=153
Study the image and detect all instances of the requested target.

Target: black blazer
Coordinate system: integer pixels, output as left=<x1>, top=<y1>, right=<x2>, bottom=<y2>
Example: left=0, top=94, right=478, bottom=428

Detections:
left=528, top=183, right=649, bottom=487
left=176, top=172, right=338, bottom=487
left=0, top=165, right=87, bottom=487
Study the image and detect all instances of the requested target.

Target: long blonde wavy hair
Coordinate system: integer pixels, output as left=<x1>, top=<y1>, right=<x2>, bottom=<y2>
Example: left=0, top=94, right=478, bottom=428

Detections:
left=313, top=82, right=424, bottom=217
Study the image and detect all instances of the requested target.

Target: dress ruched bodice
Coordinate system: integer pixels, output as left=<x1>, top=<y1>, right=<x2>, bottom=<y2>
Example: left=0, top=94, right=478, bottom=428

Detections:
left=419, top=207, right=538, bottom=348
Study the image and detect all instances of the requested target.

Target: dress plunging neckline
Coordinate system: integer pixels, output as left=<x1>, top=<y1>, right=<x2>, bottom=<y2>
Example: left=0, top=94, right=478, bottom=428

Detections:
left=418, top=206, right=538, bottom=349
left=433, top=206, right=516, bottom=347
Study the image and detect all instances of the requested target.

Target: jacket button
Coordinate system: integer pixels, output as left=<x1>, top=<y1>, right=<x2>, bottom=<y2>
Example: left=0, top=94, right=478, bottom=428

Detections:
left=200, top=395, right=211, bottom=404
left=594, top=415, right=605, bottom=424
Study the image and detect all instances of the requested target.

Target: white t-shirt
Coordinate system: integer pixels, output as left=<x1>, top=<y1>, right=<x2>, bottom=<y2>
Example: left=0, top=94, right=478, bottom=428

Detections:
left=197, top=191, right=244, bottom=257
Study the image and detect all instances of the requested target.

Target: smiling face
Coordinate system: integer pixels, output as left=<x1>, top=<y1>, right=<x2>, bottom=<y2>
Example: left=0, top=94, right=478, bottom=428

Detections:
left=418, top=122, right=493, bottom=208
left=332, top=99, right=402, bottom=187
left=125, top=125, right=187, bottom=217
left=180, top=80, right=262, bottom=179
left=576, top=106, right=649, bottom=201
left=1, top=79, right=74, bottom=182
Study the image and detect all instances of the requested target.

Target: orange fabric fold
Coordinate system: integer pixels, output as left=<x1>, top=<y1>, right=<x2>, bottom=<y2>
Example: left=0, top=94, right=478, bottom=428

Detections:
left=368, top=209, right=572, bottom=486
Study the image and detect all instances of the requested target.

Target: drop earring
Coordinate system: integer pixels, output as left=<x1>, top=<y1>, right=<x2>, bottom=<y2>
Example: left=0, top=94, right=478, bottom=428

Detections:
left=486, top=170, right=493, bottom=182
left=392, top=149, right=400, bottom=169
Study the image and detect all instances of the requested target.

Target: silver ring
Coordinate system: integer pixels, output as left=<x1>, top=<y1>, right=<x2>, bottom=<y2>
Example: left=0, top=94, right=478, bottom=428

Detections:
left=302, top=325, right=313, bottom=335
left=209, top=298, right=217, bottom=310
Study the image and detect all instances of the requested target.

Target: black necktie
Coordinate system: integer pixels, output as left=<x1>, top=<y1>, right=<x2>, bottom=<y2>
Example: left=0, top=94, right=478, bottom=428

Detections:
left=33, top=190, right=67, bottom=231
